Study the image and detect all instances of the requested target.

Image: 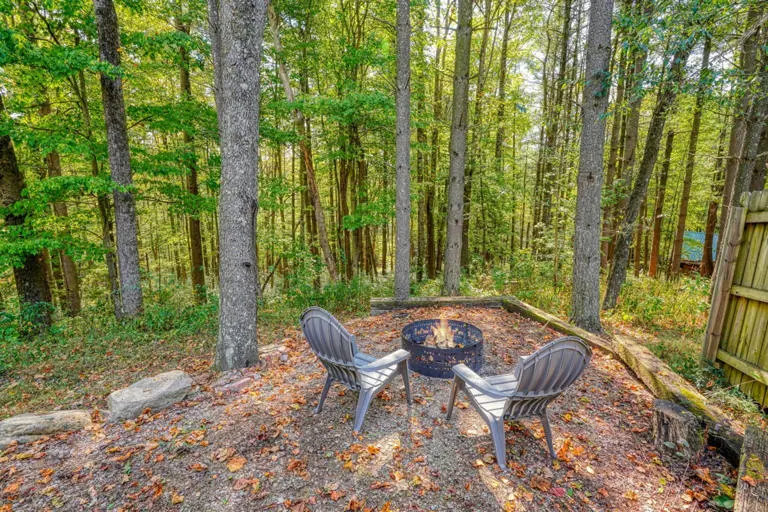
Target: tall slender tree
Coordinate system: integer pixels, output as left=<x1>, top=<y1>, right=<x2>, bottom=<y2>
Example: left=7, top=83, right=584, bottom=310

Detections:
left=571, top=0, right=613, bottom=332
left=604, top=35, right=695, bottom=309
left=648, top=129, right=675, bottom=277
left=209, top=0, right=267, bottom=370
left=94, top=0, right=144, bottom=318
left=394, top=0, right=411, bottom=299
left=176, top=11, right=206, bottom=303
left=443, top=0, right=472, bottom=296
left=669, top=37, right=710, bottom=278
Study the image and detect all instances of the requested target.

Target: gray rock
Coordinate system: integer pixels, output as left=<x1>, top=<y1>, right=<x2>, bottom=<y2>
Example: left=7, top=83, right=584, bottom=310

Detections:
left=108, top=370, right=193, bottom=421
left=0, top=410, right=92, bottom=448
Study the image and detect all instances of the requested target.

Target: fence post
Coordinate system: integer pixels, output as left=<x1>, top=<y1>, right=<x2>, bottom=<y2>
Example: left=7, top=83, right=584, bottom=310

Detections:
left=702, top=196, right=748, bottom=362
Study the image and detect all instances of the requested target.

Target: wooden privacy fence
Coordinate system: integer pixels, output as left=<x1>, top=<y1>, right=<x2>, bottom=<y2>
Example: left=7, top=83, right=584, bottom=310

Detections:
left=703, top=190, right=768, bottom=408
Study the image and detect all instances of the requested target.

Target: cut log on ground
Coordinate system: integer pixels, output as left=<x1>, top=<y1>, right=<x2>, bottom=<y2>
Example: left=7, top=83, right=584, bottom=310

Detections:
left=653, top=399, right=704, bottom=458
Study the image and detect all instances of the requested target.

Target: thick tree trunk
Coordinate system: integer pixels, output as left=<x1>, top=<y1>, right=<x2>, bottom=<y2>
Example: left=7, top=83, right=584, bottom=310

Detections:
left=669, top=37, right=710, bottom=278
left=394, top=0, right=411, bottom=300
left=443, top=0, right=472, bottom=296
left=603, top=43, right=693, bottom=310
left=177, top=17, right=206, bottom=304
left=94, top=0, right=143, bottom=317
left=208, top=0, right=267, bottom=371
left=0, top=97, right=53, bottom=328
left=571, top=0, right=613, bottom=332
left=649, top=130, right=675, bottom=277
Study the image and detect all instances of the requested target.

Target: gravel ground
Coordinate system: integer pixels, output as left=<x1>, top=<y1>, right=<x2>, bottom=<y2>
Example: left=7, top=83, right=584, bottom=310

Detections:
left=0, top=306, right=735, bottom=511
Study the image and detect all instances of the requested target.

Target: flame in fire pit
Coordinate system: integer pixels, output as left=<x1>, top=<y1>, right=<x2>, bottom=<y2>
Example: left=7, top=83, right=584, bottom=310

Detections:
left=429, top=318, right=455, bottom=348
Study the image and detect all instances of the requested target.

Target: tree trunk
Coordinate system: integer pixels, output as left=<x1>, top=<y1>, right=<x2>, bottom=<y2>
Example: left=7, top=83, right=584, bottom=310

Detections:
left=602, top=42, right=627, bottom=268
left=751, top=126, right=768, bottom=191
left=177, top=16, right=207, bottom=304
left=700, top=126, right=727, bottom=276
left=649, top=130, right=675, bottom=277
left=208, top=0, right=267, bottom=370
left=0, top=96, right=53, bottom=329
left=74, top=68, right=121, bottom=316
left=267, top=5, right=338, bottom=282
left=461, top=0, right=493, bottom=270
left=603, top=41, right=694, bottom=310
left=669, top=37, right=710, bottom=278
left=443, top=0, right=472, bottom=296
left=394, top=0, right=411, bottom=299
left=718, top=4, right=763, bottom=255
left=40, top=100, right=81, bottom=316
left=571, top=0, right=613, bottom=332
left=94, top=0, right=144, bottom=317
left=427, top=0, right=447, bottom=280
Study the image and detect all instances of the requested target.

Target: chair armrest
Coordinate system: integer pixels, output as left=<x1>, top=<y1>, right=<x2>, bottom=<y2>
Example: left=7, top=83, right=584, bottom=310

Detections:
left=452, top=364, right=510, bottom=399
left=359, top=349, right=410, bottom=372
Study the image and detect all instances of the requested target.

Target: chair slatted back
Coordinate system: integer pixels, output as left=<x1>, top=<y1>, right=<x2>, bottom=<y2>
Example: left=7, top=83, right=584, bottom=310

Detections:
left=300, top=307, right=361, bottom=390
left=505, top=336, right=591, bottom=418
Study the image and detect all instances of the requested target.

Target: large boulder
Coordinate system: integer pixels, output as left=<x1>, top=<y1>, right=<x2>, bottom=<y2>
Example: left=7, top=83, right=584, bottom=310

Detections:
left=108, top=370, right=193, bottom=421
left=0, top=410, right=92, bottom=448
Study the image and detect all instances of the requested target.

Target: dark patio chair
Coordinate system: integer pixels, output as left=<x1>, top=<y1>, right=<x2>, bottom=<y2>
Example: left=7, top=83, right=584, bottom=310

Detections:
left=446, top=336, right=592, bottom=470
left=300, top=307, right=412, bottom=433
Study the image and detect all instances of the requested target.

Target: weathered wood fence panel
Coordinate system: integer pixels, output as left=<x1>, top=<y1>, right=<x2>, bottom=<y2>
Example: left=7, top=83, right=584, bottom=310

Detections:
left=703, top=190, right=768, bottom=408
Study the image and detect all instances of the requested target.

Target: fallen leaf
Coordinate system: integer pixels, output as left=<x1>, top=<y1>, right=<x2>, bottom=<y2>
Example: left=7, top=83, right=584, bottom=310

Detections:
left=227, top=455, right=247, bottom=472
left=530, top=476, right=551, bottom=492
left=171, top=491, right=184, bottom=504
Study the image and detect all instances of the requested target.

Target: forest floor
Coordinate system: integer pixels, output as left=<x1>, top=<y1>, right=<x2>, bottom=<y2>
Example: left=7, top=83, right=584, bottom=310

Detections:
left=1, top=306, right=738, bottom=511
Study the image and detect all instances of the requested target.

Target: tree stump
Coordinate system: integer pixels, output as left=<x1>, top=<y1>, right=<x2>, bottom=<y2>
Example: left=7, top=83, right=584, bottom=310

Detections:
left=735, top=426, right=768, bottom=512
left=652, top=399, right=704, bottom=458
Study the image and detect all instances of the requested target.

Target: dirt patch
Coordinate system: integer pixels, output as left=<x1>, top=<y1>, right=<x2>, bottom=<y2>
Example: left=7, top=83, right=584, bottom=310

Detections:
left=0, top=307, right=735, bottom=511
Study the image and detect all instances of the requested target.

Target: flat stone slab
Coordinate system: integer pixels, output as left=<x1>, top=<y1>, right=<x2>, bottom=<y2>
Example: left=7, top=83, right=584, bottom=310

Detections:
left=0, top=410, right=92, bottom=448
left=108, top=370, right=193, bottom=421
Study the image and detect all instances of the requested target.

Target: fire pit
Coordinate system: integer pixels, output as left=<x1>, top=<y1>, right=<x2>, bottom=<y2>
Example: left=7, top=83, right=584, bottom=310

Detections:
left=401, top=319, right=484, bottom=379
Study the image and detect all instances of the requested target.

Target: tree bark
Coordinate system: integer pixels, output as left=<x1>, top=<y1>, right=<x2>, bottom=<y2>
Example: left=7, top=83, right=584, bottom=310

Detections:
left=648, top=130, right=675, bottom=277
left=603, top=42, right=694, bottom=310
left=0, top=97, right=53, bottom=328
left=208, top=0, right=267, bottom=370
left=571, top=0, right=613, bottom=332
left=394, top=0, right=411, bottom=299
left=669, top=37, right=710, bottom=278
left=443, top=0, right=472, bottom=296
left=94, top=0, right=143, bottom=317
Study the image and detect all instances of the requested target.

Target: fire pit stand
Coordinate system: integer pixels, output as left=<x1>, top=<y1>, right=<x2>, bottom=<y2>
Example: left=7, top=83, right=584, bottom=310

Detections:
left=401, top=319, right=484, bottom=379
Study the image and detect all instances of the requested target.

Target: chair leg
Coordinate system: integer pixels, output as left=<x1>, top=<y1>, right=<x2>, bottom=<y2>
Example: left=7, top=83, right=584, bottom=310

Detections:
left=400, top=361, right=412, bottom=405
left=540, top=411, right=556, bottom=459
left=489, top=418, right=508, bottom=471
left=353, top=389, right=375, bottom=433
left=446, top=377, right=461, bottom=420
left=314, top=375, right=332, bottom=414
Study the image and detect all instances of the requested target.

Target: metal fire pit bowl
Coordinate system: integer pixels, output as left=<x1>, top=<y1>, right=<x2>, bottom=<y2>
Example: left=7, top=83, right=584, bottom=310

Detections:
left=401, top=319, right=483, bottom=379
